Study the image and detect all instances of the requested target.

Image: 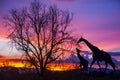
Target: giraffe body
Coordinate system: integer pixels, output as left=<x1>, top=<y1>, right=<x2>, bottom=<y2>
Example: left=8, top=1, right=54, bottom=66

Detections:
left=77, top=37, right=115, bottom=71
left=76, top=48, right=88, bottom=71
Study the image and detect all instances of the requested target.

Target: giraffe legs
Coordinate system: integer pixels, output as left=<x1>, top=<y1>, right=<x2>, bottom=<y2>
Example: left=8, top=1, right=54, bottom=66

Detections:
left=104, top=61, right=108, bottom=71
left=97, top=61, right=101, bottom=71
left=80, top=63, right=83, bottom=72
left=90, top=60, right=95, bottom=71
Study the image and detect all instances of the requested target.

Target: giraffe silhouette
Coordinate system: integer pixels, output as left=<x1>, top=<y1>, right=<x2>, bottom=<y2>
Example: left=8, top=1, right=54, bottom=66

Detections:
left=77, top=37, right=115, bottom=71
left=76, top=48, right=88, bottom=72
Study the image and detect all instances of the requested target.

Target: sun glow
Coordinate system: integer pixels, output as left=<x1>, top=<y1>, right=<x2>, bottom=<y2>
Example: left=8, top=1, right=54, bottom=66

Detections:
left=0, top=59, right=79, bottom=71
left=47, top=63, right=79, bottom=71
left=0, top=59, right=24, bottom=68
left=8, top=62, right=24, bottom=68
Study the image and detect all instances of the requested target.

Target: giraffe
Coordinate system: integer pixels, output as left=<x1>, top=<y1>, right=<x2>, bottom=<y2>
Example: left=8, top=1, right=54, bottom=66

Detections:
left=76, top=48, right=88, bottom=72
left=77, top=37, right=115, bottom=71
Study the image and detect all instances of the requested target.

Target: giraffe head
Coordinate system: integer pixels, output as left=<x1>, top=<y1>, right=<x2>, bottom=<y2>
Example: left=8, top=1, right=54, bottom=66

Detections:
left=76, top=48, right=80, bottom=53
left=77, top=37, right=84, bottom=43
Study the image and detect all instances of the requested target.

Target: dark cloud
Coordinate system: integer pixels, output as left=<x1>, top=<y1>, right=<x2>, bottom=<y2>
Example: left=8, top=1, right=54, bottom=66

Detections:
left=0, top=0, right=7, bottom=4
left=0, top=0, right=10, bottom=6
left=7, top=58, right=26, bottom=62
left=0, top=55, right=4, bottom=58
left=109, top=52, right=120, bottom=56
left=0, top=0, right=6, bottom=8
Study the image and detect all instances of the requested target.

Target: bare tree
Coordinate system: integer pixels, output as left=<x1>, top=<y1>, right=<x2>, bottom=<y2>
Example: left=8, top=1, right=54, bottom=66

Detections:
left=5, top=1, right=78, bottom=77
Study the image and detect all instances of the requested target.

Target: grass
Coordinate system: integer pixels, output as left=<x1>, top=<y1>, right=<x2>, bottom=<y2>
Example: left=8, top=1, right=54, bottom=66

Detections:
left=0, top=67, right=120, bottom=80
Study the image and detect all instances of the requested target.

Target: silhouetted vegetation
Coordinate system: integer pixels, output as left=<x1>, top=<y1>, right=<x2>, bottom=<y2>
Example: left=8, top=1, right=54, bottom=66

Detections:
left=0, top=67, right=120, bottom=80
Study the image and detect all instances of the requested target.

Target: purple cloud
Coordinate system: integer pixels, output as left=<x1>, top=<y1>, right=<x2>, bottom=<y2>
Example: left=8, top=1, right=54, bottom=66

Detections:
left=55, top=0, right=76, bottom=2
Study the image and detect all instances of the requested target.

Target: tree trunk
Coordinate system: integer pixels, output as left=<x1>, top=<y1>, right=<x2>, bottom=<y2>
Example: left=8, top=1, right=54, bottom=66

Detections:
left=40, top=66, right=46, bottom=77
left=35, top=66, right=40, bottom=75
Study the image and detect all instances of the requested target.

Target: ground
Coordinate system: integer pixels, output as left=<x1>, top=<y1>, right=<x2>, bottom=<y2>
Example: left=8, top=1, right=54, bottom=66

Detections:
left=0, top=67, right=120, bottom=80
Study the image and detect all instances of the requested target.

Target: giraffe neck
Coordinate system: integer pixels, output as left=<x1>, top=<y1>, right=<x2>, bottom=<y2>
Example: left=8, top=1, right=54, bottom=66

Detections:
left=82, top=39, right=99, bottom=52
left=77, top=52, right=84, bottom=60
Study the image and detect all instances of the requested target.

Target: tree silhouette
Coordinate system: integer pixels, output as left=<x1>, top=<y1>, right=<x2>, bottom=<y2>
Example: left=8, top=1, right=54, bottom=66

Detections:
left=5, top=0, right=76, bottom=77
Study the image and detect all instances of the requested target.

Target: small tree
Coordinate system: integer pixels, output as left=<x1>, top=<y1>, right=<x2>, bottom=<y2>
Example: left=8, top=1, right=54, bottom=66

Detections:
left=5, top=0, right=77, bottom=77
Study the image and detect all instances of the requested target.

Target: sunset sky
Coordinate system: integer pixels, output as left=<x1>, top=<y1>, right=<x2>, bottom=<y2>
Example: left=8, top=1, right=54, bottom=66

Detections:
left=0, top=0, right=120, bottom=60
